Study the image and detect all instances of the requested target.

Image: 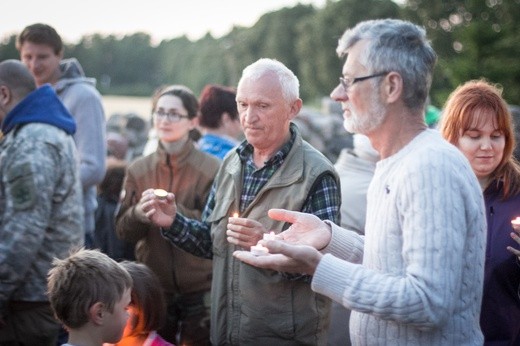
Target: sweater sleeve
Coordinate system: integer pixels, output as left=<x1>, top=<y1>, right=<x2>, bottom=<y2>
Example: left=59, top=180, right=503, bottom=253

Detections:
left=312, top=149, right=485, bottom=329
left=322, top=220, right=364, bottom=264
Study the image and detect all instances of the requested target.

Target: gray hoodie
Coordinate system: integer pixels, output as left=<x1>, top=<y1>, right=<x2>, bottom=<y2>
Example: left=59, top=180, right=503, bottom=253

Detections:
left=54, top=58, right=106, bottom=237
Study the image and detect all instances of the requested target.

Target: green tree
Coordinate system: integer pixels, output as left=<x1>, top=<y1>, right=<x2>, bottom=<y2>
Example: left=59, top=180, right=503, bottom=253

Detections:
left=296, top=0, right=400, bottom=101
left=402, top=0, right=520, bottom=105
left=221, top=4, right=316, bottom=87
left=0, top=35, right=18, bottom=61
left=155, top=35, right=200, bottom=91
left=69, top=32, right=157, bottom=95
left=5, top=0, right=517, bottom=106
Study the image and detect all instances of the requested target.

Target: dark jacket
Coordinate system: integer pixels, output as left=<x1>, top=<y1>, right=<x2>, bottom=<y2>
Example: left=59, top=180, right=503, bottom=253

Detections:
left=481, top=181, right=520, bottom=345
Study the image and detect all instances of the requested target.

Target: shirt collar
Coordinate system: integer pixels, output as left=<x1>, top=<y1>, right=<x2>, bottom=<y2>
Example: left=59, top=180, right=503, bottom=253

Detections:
left=236, top=124, right=296, bottom=166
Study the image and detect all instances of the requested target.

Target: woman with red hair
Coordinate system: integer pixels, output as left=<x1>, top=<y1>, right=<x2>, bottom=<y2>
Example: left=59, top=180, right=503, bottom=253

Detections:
left=439, top=79, right=520, bottom=345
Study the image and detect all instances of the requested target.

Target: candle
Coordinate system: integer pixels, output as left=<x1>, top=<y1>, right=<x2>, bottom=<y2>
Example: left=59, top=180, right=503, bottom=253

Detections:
left=263, top=231, right=276, bottom=241
left=250, top=243, right=269, bottom=256
left=153, top=188, right=168, bottom=200
left=511, top=216, right=520, bottom=231
left=233, top=212, right=239, bottom=218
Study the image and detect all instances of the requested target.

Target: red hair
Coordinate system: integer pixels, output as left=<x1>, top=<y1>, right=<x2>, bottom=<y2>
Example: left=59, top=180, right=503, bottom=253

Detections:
left=440, top=79, right=520, bottom=198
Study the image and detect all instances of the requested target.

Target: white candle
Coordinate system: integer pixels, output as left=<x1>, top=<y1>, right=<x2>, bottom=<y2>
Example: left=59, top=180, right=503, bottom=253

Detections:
left=250, top=243, right=269, bottom=256
left=153, top=188, right=168, bottom=200
left=511, top=216, right=520, bottom=231
left=263, top=231, right=276, bottom=241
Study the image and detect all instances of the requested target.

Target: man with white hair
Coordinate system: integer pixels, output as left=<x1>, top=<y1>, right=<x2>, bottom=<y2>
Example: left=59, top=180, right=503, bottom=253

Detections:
left=143, top=58, right=341, bottom=345
left=234, top=19, right=486, bottom=345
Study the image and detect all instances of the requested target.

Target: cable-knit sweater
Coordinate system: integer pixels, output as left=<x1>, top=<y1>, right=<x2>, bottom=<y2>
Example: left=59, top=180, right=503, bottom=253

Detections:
left=313, top=129, right=487, bottom=345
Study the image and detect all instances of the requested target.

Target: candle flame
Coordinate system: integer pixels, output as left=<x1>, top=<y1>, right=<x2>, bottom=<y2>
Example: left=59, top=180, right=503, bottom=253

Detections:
left=233, top=212, right=239, bottom=218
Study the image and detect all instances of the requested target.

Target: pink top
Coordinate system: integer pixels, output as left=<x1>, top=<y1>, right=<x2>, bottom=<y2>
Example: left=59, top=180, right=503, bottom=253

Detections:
left=144, top=331, right=174, bottom=346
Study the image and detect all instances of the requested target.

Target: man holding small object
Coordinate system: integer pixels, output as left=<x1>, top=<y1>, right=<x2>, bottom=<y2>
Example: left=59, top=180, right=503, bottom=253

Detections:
left=233, top=19, right=487, bottom=345
left=143, top=58, right=341, bottom=345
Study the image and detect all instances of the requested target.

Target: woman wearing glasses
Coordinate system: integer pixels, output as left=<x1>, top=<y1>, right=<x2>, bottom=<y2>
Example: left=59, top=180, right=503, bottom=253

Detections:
left=116, top=85, right=220, bottom=345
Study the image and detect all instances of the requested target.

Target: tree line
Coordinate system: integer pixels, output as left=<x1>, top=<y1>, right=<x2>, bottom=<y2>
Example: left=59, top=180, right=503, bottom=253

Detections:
left=1, top=0, right=519, bottom=108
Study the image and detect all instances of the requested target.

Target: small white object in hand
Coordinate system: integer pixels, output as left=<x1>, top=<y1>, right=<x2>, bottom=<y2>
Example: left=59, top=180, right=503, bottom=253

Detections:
left=511, top=216, right=520, bottom=231
left=154, top=189, right=168, bottom=200
left=263, top=231, right=276, bottom=241
left=250, top=243, right=269, bottom=256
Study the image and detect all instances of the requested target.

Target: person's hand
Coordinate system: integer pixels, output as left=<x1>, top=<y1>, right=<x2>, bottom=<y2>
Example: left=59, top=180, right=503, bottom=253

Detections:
left=507, top=229, right=520, bottom=260
left=227, top=217, right=268, bottom=250
left=233, top=239, right=322, bottom=275
left=133, top=192, right=153, bottom=223
left=268, top=209, right=332, bottom=250
left=140, top=188, right=177, bottom=228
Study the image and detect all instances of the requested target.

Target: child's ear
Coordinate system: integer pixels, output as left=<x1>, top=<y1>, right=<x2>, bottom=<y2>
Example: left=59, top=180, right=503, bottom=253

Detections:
left=90, top=302, right=106, bottom=325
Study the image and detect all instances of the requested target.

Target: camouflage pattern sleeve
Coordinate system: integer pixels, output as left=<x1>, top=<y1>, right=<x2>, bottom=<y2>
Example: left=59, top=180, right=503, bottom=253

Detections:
left=0, top=124, right=84, bottom=313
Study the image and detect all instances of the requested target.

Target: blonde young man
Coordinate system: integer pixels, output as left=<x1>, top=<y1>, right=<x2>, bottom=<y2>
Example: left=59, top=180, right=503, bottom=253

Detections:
left=17, top=23, right=107, bottom=248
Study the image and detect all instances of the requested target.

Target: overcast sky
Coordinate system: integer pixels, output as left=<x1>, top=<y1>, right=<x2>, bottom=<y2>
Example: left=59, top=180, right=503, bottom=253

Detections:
left=2, top=0, right=326, bottom=44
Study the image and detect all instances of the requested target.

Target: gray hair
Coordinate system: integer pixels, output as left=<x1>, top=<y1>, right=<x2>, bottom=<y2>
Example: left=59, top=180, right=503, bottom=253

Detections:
left=0, top=59, right=36, bottom=98
left=337, top=19, right=437, bottom=111
left=237, top=58, right=300, bottom=102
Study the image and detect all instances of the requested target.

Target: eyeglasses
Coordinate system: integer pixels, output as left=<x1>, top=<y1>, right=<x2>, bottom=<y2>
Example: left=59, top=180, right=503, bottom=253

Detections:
left=339, top=72, right=389, bottom=91
left=153, top=110, right=190, bottom=122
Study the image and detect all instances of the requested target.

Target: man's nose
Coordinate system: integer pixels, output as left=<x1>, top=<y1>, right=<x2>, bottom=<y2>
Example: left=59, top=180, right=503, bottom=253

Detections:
left=330, top=84, right=348, bottom=102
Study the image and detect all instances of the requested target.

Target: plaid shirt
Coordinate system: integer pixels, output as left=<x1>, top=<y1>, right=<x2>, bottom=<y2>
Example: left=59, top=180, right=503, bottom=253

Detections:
left=162, top=126, right=340, bottom=259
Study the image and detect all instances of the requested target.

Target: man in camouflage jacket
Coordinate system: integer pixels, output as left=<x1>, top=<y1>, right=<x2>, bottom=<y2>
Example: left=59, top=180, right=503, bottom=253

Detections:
left=0, top=60, right=83, bottom=345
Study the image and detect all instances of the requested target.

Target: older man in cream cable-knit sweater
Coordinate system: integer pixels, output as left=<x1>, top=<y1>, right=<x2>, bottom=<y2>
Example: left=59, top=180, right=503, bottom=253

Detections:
left=234, top=19, right=486, bottom=346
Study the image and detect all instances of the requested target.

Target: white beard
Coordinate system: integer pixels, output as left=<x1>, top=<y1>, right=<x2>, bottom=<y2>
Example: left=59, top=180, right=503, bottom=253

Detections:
left=343, top=91, right=387, bottom=134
